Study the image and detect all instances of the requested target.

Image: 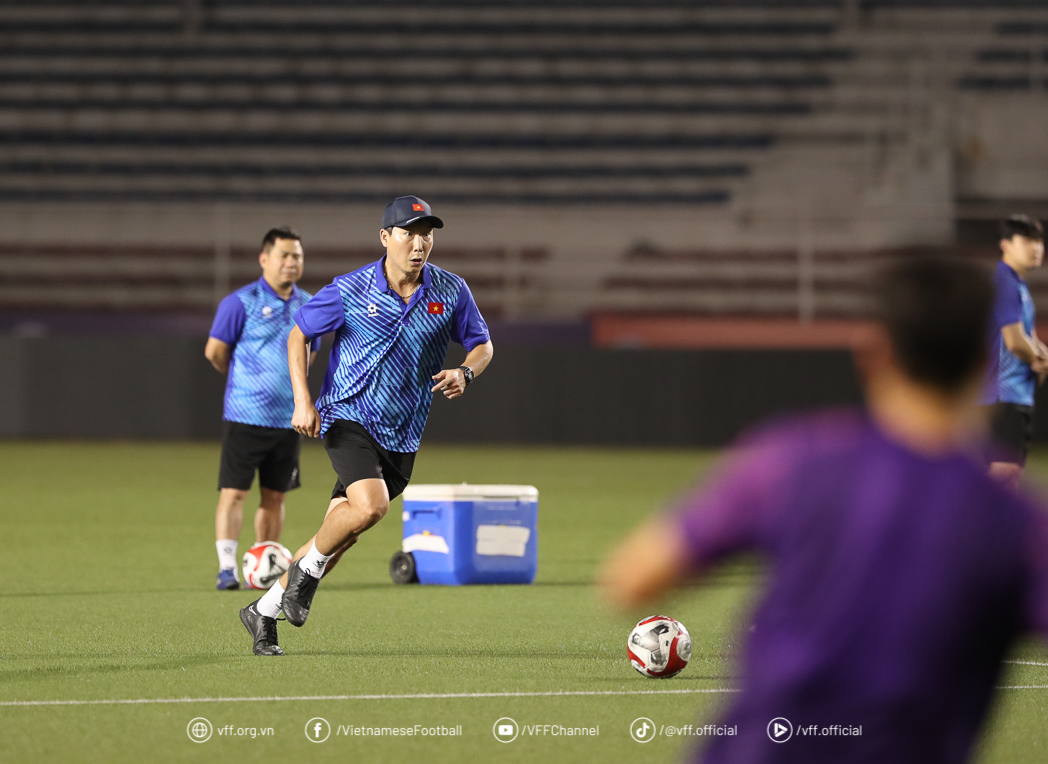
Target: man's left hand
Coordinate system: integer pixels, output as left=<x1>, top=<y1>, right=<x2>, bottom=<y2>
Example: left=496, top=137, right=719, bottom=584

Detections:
left=431, top=368, right=467, bottom=399
left=1033, top=356, right=1048, bottom=385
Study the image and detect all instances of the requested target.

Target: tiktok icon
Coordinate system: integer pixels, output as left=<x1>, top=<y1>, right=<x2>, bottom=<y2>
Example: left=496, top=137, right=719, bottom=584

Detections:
left=630, top=717, right=656, bottom=743
left=305, top=717, right=331, bottom=743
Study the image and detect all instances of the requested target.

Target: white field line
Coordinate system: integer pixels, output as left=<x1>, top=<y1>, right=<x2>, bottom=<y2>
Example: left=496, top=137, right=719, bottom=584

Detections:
left=1004, top=660, right=1048, bottom=667
left=0, top=688, right=741, bottom=707
left=4, top=681, right=1048, bottom=708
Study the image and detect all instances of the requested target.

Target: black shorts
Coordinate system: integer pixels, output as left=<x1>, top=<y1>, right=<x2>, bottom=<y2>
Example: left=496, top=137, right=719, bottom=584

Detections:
left=985, top=402, right=1035, bottom=466
left=218, top=420, right=302, bottom=492
left=324, top=419, right=416, bottom=501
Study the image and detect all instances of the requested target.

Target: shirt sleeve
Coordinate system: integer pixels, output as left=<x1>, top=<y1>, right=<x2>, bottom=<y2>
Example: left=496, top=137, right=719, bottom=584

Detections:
left=293, top=282, right=345, bottom=339
left=995, top=269, right=1024, bottom=329
left=208, top=292, right=246, bottom=346
left=673, top=430, right=796, bottom=572
left=450, top=281, right=491, bottom=351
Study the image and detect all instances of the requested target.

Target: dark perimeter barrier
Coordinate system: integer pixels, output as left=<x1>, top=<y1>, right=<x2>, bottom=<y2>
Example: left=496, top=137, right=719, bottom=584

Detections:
left=0, top=335, right=870, bottom=445
left=18, top=334, right=1048, bottom=446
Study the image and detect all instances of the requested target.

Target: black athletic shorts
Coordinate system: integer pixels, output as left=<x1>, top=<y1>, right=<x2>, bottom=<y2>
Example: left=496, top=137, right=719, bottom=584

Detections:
left=985, top=402, right=1035, bottom=467
left=324, top=419, right=416, bottom=501
left=218, top=420, right=302, bottom=492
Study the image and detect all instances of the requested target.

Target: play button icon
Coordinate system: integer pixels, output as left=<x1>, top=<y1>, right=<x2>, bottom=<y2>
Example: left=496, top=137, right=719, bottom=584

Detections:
left=766, top=717, right=793, bottom=743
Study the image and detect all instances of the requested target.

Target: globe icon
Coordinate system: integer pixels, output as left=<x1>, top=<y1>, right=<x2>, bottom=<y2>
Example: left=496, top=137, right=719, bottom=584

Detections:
left=187, top=718, right=212, bottom=742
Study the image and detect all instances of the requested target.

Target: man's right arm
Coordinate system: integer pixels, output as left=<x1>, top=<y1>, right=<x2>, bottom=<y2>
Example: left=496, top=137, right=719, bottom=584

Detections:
left=1002, top=322, right=1047, bottom=366
left=289, top=281, right=346, bottom=438
left=288, top=324, right=321, bottom=438
left=204, top=337, right=232, bottom=374
left=206, top=293, right=245, bottom=374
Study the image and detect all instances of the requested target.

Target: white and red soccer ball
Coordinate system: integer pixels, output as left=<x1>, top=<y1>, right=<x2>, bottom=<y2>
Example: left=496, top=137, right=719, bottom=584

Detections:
left=242, top=541, right=293, bottom=590
left=628, top=615, right=692, bottom=678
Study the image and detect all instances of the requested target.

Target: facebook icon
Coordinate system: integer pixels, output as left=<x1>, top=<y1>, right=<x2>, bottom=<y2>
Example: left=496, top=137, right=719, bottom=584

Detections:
left=304, top=717, right=330, bottom=743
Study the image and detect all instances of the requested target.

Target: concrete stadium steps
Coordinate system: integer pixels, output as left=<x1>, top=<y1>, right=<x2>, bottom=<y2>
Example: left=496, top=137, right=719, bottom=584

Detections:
left=15, top=241, right=1048, bottom=322
left=596, top=246, right=1048, bottom=318
left=0, top=180, right=741, bottom=206
left=0, top=1, right=865, bottom=205
left=0, top=3, right=845, bottom=36
left=0, top=125, right=768, bottom=204
left=0, top=244, right=547, bottom=316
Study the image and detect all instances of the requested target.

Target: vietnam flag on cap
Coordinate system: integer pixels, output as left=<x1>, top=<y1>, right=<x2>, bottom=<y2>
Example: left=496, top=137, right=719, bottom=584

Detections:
left=412, top=203, right=425, bottom=211
left=428, top=302, right=444, bottom=314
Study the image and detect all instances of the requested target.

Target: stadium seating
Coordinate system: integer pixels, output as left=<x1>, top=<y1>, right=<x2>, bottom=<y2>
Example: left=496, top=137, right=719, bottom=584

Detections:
left=0, top=1, right=846, bottom=205
left=4, top=0, right=1048, bottom=320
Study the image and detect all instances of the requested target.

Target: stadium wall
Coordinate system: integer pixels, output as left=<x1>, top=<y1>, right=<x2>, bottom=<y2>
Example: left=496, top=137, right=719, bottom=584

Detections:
left=1, top=334, right=858, bottom=445
left=8, top=335, right=1048, bottom=447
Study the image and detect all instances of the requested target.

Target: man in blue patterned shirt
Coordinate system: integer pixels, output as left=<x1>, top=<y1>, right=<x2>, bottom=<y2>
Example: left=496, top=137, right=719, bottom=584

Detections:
left=981, top=215, right=1048, bottom=486
left=205, top=227, right=319, bottom=590
left=240, top=197, right=493, bottom=655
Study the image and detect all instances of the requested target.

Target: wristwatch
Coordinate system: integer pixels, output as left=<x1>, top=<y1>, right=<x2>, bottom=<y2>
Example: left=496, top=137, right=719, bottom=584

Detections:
left=458, top=366, right=474, bottom=386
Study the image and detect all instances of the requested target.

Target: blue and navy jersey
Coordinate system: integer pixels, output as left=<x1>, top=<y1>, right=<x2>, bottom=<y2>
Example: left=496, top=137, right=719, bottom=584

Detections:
left=209, top=277, right=319, bottom=428
left=990, top=261, right=1038, bottom=406
left=293, top=257, right=490, bottom=452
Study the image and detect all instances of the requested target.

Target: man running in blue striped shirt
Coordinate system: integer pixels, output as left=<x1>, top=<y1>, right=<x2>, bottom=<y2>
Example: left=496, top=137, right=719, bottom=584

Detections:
left=240, top=197, right=494, bottom=655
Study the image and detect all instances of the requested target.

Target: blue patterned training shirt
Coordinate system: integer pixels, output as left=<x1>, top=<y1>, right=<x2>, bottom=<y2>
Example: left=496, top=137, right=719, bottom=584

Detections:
left=293, top=257, right=490, bottom=452
left=209, top=277, right=319, bottom=428
left=986, top=261, right=1038, bottom=406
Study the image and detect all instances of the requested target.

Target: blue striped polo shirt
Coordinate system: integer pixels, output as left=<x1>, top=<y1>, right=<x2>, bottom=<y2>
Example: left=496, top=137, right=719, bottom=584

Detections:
left=995, top=261, right=1038, bottom=406
left=209, top=277, right=319, bottom=428
left=293, top=257, right=490, bottom=452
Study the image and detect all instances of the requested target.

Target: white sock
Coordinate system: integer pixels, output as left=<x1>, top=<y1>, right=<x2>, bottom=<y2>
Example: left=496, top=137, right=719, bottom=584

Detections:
left=257, top=580, right=285, bottom=619
left=299, top=541, right=332, bottom=579
left=216, top=539, right=238, bottom=571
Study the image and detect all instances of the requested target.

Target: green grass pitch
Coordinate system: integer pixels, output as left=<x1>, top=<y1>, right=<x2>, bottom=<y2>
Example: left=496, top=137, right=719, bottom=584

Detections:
left=2, top=440, right=1047, bottom=763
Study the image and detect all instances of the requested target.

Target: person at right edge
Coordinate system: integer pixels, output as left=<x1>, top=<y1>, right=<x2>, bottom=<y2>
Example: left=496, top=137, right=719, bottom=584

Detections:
left=602, top=257, right=1048, bottom=764
left=983, top=214, right=1048, bottom=487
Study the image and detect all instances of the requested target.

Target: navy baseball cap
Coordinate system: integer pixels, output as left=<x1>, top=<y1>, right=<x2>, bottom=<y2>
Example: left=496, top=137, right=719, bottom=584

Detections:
left=382, top=195, right=444, bottom=230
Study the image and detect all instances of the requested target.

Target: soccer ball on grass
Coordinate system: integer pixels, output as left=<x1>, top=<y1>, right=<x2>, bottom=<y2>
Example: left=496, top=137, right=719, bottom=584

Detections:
left=627, top=615, right=692, bottom=678
left=242, top=541, right=293, bottom=590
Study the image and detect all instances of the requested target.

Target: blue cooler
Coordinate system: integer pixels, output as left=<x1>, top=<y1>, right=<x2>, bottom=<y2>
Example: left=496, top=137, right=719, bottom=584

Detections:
left=395, top=484, right=538, bottom=585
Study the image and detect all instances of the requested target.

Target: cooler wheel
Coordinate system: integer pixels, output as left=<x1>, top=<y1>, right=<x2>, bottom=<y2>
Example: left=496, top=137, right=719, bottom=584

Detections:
left=389, top=550, right=419, bottom=584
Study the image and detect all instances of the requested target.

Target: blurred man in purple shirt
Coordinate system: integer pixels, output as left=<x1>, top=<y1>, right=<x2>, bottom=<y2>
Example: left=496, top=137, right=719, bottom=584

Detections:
left=602, top=258, right=1048, bottom=763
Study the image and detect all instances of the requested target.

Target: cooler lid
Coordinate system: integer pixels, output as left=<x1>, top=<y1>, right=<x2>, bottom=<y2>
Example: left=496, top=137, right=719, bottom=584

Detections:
left=402, top=484, right=538, bottom=501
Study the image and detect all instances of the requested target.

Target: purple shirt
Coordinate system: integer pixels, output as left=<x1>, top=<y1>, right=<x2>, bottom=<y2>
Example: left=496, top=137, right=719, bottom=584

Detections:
left=676, top=410, right=1048, bottom=764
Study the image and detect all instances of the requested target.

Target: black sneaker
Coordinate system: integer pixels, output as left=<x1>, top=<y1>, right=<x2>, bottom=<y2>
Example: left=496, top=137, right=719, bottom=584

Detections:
left=281, top=561, right=319, bottom=627
left=239, top=601, right=284, bottom=656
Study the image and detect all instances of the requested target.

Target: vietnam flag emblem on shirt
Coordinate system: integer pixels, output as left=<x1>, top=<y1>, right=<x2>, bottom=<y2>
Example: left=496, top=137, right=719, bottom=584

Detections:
left=428, top=302, right=444, bottom=315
